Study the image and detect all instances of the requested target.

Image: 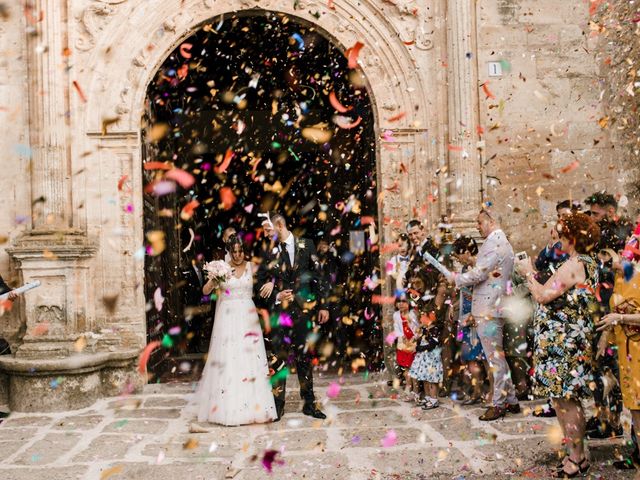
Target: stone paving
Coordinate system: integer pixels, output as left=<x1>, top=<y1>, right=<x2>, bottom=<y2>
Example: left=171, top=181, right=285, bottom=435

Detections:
left=0, top=372, right=635, bottom=479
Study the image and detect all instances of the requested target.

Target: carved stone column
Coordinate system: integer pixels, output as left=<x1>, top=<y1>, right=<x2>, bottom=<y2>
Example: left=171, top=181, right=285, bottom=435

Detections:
left=27, top=0, right=72, bottom=229
left=446, top=0, right=483, bottom=231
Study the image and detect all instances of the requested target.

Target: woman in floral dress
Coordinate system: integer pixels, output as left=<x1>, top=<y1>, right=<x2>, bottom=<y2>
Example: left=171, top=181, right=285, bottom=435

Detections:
left=517, top=213, right=600, bottom=478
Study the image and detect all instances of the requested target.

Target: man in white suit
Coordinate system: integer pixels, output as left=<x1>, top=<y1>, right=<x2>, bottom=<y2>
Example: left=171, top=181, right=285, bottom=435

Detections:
left=452, top=209, right=520, bottom=421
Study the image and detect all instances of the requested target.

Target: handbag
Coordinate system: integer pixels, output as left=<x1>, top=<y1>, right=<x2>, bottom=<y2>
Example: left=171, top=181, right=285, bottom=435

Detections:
left=397, top=337, right=416, bottom=353
left=613, top=298, right=640, bottom=354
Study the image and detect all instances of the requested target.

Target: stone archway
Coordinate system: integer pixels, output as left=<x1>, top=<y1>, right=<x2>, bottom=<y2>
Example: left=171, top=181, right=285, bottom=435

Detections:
left=76, top=0, right=445, bottom=362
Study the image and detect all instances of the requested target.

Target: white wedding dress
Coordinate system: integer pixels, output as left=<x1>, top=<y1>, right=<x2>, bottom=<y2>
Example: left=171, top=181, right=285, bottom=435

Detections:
left=193, top=262, right=277, bottom=425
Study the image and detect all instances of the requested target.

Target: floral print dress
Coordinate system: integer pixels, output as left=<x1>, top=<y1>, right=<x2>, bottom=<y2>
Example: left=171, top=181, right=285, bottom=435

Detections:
left=532, top=254, right=599, bottom=400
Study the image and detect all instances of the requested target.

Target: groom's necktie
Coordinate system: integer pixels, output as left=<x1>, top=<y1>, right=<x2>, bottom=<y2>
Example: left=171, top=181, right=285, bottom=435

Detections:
left=280, top=242, right=292, bottom=267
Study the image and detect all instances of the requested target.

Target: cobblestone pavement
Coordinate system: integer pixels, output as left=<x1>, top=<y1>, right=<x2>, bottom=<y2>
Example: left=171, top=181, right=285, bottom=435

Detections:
left=0, top=373, right=635, bottom=479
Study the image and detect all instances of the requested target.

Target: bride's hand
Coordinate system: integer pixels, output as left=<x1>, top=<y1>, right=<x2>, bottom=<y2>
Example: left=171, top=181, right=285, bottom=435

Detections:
left=260, top=281, right=274, bottom=298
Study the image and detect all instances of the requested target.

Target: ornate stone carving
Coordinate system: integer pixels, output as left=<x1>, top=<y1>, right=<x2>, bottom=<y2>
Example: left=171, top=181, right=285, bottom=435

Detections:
left=383, top=0, right=434, bottom=50
left=76, top=1, right=128, bottom=52
left=35, top=305, right=65, bottom=326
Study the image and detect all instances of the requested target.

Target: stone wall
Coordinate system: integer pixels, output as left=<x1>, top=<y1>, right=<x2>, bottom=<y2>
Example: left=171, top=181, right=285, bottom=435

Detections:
left=476, top=0, right=624, bottom=252
left=0, top=1, right=30, bottom=338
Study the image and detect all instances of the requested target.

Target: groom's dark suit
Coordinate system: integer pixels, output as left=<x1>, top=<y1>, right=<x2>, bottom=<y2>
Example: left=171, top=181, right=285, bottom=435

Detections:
left=269, top=235, right=327, bottom=416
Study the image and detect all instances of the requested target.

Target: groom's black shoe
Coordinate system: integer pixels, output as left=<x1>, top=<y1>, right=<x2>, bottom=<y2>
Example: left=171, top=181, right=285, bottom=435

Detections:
left=302, top=404, right=326, bottom=419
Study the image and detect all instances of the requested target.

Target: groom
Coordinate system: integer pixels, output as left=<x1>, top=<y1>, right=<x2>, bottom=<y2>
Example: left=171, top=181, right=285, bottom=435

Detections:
left=268, top=213, right=328, bottom=420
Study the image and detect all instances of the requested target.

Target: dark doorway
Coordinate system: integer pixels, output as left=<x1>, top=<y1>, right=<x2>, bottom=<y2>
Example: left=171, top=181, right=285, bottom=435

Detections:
left=142, top=11, right=381, bottom=381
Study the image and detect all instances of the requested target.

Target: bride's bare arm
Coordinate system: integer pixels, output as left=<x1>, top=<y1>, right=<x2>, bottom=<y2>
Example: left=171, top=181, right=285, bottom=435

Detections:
left=203, top=279, right=216, bottom=295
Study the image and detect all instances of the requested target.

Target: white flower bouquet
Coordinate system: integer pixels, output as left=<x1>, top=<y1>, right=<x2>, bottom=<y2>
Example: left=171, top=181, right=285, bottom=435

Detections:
left=203, top=260, right=233, bottom=286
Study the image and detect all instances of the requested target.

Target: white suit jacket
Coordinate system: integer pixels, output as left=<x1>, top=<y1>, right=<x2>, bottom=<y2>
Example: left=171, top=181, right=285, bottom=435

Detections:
left=455, top=229, right=514, bottom=320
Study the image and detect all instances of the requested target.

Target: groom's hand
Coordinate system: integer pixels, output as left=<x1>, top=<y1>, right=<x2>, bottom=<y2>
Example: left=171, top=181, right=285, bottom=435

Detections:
left=318, top=309, right=329, bottom=324
left=276, top=290, right=294, bottom=303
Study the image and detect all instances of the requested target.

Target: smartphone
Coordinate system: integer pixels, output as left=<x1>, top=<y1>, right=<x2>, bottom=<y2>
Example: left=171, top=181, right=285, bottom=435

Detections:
left=516, top=251, right=528, bottom=261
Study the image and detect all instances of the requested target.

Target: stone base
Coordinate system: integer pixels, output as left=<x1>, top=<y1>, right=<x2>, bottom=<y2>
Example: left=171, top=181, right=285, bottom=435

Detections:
left=0, top=350, right=143, bottom=412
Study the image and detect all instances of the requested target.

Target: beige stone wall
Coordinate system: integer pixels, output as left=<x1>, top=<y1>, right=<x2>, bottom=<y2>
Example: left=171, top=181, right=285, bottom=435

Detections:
left=476, top=0, right=624, bottom=252
left=0, top=2, right=30, bottom=335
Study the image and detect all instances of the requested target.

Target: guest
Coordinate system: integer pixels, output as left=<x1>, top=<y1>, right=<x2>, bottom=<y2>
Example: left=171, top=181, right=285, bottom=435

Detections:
left=409, top=307, right=444, bottom=410
left=181, top=255, right=212, bottom=353
left=534, top=201, right=572, bottom=283
left=388, top=233, right=411, bottom=293
left=596, top=224, right=640, bottom=471
left=406, top=219, right=435, bottom=266
left=451, top=236, right=487, bottom=406
left=585, top=192, right=631, bottom=439
left=450, top=208, right=519, bottom=421
left=517, top=212, right=600, bottom=478
left=393, top=295, right=418, bottom=400
left=0, top=274, right=16, bottom=419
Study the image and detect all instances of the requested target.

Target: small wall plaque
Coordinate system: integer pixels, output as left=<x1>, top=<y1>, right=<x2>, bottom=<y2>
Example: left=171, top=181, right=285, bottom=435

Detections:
left=488, top=62, right=503, bottom=77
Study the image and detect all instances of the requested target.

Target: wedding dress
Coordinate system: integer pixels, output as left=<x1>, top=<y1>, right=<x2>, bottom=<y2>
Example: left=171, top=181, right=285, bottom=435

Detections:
left=192, top=262, right=277, bottom=425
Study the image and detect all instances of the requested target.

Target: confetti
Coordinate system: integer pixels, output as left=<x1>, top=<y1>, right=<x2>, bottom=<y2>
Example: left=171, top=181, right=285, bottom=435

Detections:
left=386, top=111, right=406, bottom=122
left=165, top=168, right=195, bottom=188
left=214, top=148, right=235, bottom=174
left=381, top=429, right=397, bottom=447
left=346, top=41, right=364, bottom=68
left=481, top=82, right=495, bottom=99
left=72, top=80, right=87, bottom=102
left=326, top=382, right=341, bottom=398
left=179, top=42, right=193, bottom=59
left=180, top=199, right=200, bottom=220
left=100, top=466, right=124, bottom=480
left=138, top=341, right=161, bottom=374
left=329, top=91, right=351, bottom=112
left=262, top=449, right=284, bottom=472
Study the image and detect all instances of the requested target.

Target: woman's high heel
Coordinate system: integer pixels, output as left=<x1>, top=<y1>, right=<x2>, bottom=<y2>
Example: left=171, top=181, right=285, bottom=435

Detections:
left=554, top=456, right=590, bottom=478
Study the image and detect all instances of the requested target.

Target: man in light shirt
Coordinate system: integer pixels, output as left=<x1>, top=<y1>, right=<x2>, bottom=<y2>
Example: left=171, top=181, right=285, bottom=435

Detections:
left=450, top=208, right=519, bottom=421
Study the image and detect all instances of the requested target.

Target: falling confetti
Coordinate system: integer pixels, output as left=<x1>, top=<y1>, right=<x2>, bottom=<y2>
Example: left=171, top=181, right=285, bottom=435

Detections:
left=137, top=341, right=161, bottom=374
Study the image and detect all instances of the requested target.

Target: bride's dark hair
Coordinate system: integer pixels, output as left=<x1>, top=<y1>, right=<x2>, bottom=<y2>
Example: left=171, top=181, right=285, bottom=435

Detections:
left=225, top=234, right=245, bottom=255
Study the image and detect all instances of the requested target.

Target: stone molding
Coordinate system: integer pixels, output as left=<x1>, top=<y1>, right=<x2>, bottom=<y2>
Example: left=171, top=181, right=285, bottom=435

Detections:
left=445, top=0, right=483, bottom=227
left=7, top=232, right=99, bottom=357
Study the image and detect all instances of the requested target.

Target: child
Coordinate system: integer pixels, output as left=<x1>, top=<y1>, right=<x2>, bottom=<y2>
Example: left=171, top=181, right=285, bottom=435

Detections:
left=393, top=295, right=418, bottom=398
left=407, top=265, right=446, bottom=409
left=389, top=234, right=411, bottom=293
left=452, top=235, right=488, bottom=405
left=409, top=309, right=444, bottom=409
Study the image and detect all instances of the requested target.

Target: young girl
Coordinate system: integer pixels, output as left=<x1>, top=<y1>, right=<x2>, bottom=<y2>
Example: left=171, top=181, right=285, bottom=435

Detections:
left=452, top=235, right=488, bottom=405
left=393, top=295, right=418, bottom=399
left=407, top=266, right=446, bottom=409
left=409, top=309, right=444, bottom=409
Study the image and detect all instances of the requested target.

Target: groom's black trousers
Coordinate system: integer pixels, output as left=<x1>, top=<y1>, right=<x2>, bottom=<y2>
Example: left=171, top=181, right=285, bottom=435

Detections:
left=269, top=306, right=316, bottom=413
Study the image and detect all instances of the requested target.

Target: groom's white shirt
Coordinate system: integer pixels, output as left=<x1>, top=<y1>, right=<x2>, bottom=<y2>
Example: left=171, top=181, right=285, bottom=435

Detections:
left=280, top=232, right=295, bottom=266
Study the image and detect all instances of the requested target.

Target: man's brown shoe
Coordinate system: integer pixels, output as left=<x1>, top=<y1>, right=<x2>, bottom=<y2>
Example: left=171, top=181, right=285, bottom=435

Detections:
left=479, top=406, right=506, bottom=421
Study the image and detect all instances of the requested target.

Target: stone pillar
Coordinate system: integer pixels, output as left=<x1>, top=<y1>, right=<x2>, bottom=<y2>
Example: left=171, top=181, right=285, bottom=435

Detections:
left=26, top=0, right=72, bottom=230
left=446, top=0, right=484, bottom=232
left=0, top=0, right=142, bottom=411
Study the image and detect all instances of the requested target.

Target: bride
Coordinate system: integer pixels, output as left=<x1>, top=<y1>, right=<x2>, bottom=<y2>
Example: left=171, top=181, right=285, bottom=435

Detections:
left=192, top=235, right=277, bottom=426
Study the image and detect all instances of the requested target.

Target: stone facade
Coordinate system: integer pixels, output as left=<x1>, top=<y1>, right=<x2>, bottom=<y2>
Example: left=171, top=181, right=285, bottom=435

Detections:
left=0, top=0, right=621, bottom=410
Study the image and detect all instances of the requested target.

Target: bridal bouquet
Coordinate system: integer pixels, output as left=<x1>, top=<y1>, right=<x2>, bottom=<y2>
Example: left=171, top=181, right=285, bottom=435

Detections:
left=203, top=260, right=233, bottom=286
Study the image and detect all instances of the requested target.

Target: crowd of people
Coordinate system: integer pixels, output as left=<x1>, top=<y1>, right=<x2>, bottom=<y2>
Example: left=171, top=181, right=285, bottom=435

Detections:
left=388, top=192, right=640, bottom=477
